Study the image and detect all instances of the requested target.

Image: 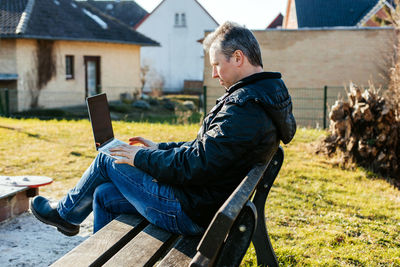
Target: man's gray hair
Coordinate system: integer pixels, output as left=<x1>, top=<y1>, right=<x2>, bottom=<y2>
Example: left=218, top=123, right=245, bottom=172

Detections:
left=203, top=21, right=263, bottom=68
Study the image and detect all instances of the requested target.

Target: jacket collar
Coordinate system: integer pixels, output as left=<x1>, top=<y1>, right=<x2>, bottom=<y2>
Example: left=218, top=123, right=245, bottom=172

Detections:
left=227, top=72, right=281, bottom=94
left=216, top=72, right=282, bottom=104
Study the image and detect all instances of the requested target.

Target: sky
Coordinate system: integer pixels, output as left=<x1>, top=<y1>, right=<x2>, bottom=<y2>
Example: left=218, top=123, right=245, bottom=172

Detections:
left=134, top=0, right=288, bottom=30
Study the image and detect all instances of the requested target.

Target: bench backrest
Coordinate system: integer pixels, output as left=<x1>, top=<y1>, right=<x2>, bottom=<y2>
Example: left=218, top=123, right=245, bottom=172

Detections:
left=191, top=146, right=284, bottom=266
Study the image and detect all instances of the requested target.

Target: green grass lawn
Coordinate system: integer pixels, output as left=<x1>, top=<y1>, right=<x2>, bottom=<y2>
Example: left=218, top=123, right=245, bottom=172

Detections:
left=0, top=117, right=399, bottom=266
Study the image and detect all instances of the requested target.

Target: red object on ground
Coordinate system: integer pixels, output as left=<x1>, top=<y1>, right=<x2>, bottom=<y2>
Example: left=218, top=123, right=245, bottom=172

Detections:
left=0, top=176, right=53, bottom=188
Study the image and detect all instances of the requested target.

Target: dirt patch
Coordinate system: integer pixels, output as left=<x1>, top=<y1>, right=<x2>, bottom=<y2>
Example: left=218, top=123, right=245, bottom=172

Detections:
left=0, top=208, right=93, bottom=266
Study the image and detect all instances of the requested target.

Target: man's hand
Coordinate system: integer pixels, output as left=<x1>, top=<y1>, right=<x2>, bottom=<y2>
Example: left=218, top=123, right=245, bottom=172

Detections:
left=110, top=144, right=142, bottom=166
left=129, top=137, right=158, bottom=149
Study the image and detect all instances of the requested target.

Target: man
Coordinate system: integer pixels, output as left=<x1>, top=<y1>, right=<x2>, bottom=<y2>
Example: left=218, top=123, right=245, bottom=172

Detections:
left=30, top=21, right=296, bottom=236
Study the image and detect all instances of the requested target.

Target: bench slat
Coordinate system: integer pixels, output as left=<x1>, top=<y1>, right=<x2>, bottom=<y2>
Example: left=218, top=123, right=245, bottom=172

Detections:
left=104, top=224, right=179, bottom=267
left=51, top=214, right=146, bottom=267
left=157, top=236, right=200, bottom=267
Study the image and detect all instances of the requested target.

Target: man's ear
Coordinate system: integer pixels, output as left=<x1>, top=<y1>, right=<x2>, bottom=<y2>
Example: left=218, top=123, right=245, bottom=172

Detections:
left=233, top=50, right=244, bottom=66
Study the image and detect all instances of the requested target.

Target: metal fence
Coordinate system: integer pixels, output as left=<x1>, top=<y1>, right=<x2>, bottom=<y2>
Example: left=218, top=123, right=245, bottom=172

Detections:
left=0, top=86, right=348, bottom=128
left=0, top=87, right=204, bottom=120
left=0, top=87, right=141, bottom=117
left=203, top=86, right=348, bottom=129
left=289, top=86, right=347, bottom=128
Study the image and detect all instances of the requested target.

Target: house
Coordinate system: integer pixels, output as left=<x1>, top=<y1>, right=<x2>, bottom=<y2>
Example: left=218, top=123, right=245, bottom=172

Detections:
left=0, top=0, right=158, bottom=112
left=81, top=0, right=148, bottom=28
left=283, top=0, right=395, bottom=29
left=266, top=13, right=283, bottom=29
left=134, top=0, right=219, bottom=92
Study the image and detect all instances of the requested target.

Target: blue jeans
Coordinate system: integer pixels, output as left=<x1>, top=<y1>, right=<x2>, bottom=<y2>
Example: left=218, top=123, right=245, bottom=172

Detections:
left=57, top=153, right=204, bottom=235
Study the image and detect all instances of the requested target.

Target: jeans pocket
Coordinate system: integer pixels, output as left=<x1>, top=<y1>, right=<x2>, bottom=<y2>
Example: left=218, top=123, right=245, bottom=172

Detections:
left=145, top=207, right=180, bottom=234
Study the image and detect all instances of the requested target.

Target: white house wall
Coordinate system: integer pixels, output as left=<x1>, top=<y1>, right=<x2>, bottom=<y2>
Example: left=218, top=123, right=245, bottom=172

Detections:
left=136, top=0, right=218, bottom=92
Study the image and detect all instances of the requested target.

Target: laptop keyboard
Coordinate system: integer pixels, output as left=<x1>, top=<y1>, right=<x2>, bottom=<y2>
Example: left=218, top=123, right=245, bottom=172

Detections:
left=99, top=139, right=127, bottom=159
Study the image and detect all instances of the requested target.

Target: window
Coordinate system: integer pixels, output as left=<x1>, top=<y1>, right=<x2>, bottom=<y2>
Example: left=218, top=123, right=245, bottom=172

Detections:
left=174, top=12, right=186, bottom=27
left=181, top=13, right=186, bottom=26
left=65, top=55, right=74, bottom=80
left=175, top=13, right=179, bottom=26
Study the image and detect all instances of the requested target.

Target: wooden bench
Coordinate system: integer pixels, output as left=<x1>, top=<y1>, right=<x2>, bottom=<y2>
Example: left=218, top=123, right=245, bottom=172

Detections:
left=52, top=146, right=284, bottom=267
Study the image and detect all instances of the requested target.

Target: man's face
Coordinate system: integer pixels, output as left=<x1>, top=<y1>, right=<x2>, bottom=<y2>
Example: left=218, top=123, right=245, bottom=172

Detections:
left=209, top=45, right=240, bottom=89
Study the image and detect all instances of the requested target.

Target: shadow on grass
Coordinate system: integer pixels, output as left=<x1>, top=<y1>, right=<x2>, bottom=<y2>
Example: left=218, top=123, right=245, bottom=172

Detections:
left=357, top=165, right=400, bottom=191
left=0, top=124, right=49, bottom=141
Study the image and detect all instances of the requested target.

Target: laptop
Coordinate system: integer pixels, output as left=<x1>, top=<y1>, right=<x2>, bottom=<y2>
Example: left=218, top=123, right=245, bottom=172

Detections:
left=86, top=93, right=127, bottom=159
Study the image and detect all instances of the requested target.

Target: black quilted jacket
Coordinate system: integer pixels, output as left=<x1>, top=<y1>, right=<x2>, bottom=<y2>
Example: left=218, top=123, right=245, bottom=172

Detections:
left=134, top=72, right=296, bottom=227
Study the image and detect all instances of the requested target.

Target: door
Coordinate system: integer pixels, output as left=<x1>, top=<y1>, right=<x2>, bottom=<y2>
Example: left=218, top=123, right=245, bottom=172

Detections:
left=84, top=56, right=101, bottom=97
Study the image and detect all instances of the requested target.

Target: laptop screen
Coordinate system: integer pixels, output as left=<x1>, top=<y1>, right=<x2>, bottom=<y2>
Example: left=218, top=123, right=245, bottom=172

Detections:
left=87, top=93, right=114, bottom=148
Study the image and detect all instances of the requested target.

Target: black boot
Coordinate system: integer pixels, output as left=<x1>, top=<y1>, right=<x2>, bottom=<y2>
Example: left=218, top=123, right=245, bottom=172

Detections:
left=30, top=196, right=80, bottom=236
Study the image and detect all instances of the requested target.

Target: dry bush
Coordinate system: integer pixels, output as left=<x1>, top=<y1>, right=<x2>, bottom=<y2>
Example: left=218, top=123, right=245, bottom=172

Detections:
left=317, top=83, right=400, bottom=184
left=149, top=76, right=164, bottom=97
left=28, top=40, right=56, bottom=108
left=318, top=3, right=400, bottom=185
left=386, top=0, right=400, bottom=118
